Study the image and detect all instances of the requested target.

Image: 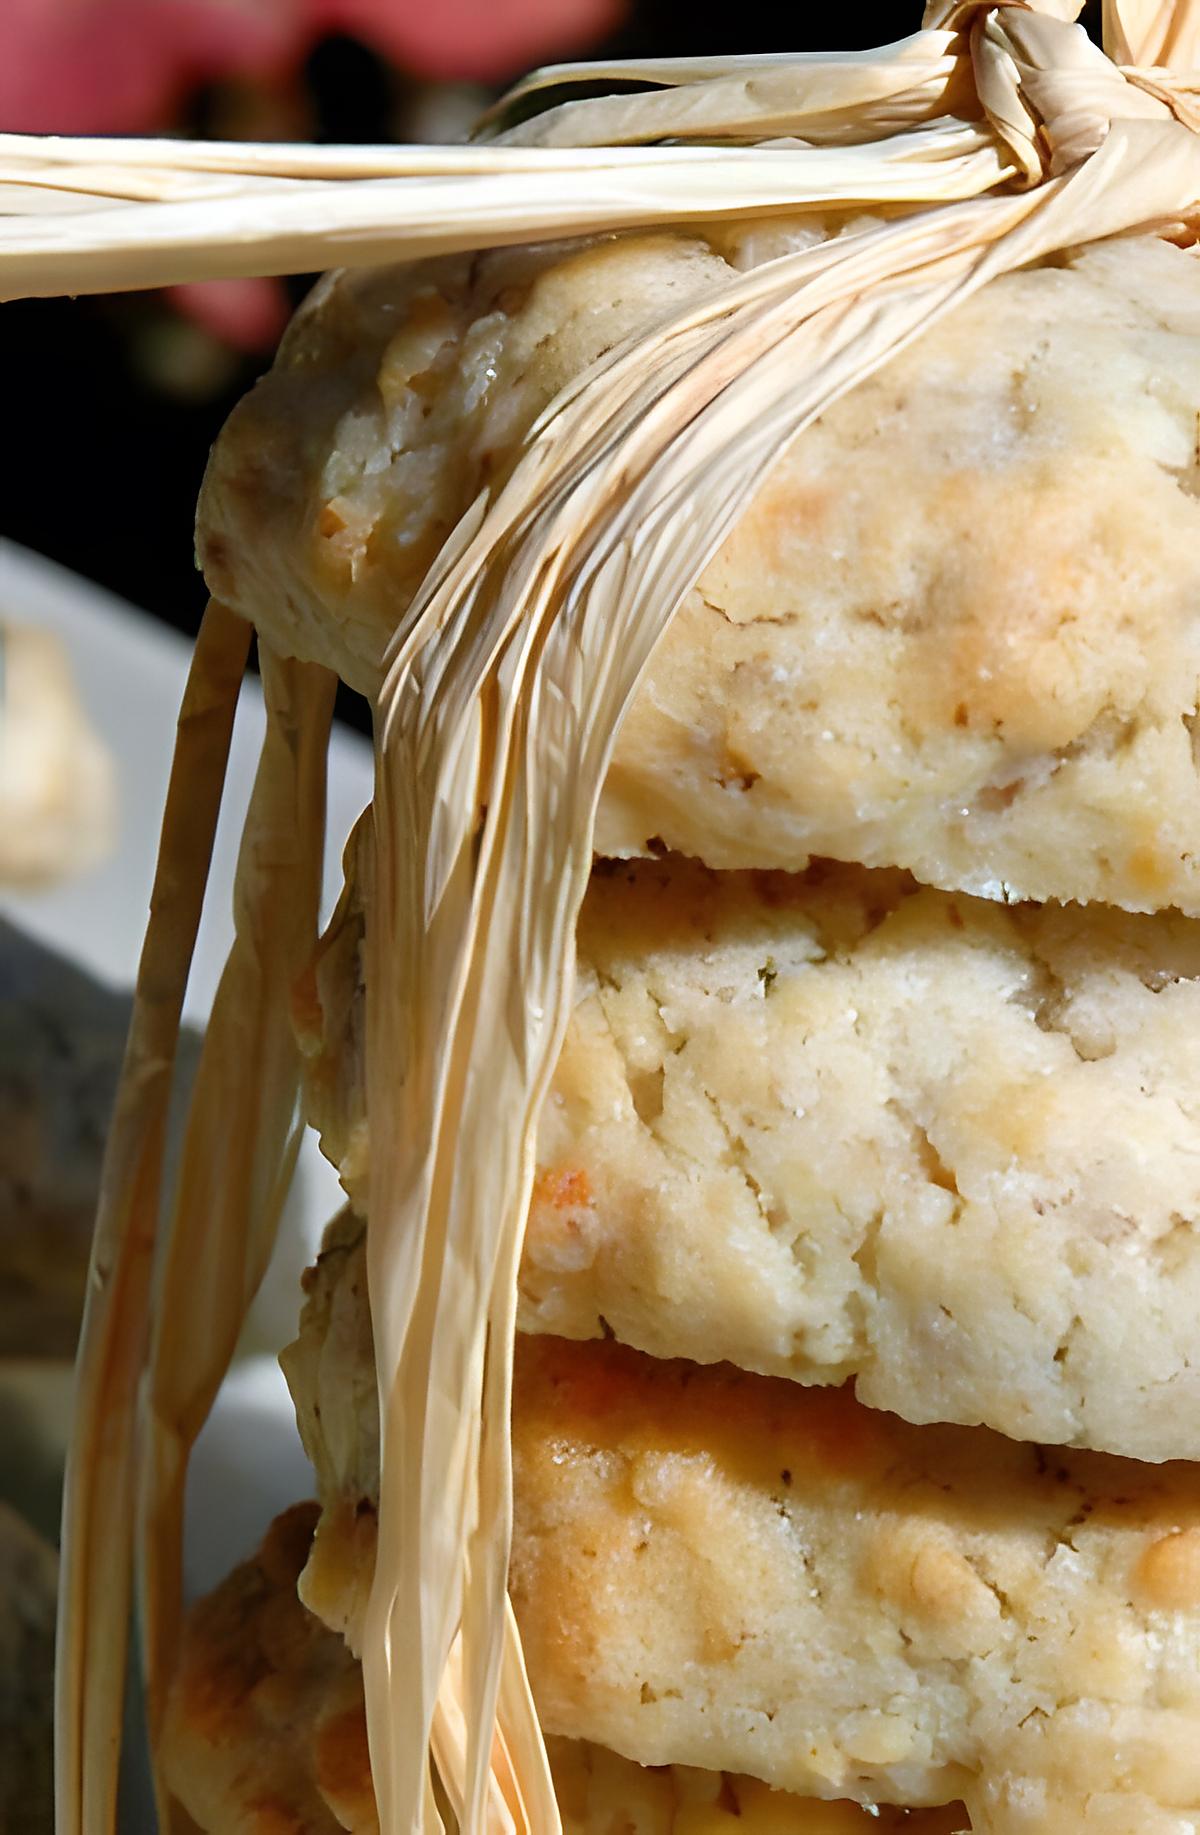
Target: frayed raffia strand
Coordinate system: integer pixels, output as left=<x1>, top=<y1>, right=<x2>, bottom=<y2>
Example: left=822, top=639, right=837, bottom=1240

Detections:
left=429, top=1623, right=542, bottom=1835
left=473, top=29, right=975, bottom=139
left=55, top=601, right=250, bottom=1835
left=137, top=647, right=335, bottom=1832
left=364, top=105, right=1200, bottom=1835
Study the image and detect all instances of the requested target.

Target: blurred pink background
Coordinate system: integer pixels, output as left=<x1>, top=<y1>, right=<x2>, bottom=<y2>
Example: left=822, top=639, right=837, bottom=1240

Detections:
left=3, top=0, right=624, bottom=351
left=2, top=0, right=622, bottom=132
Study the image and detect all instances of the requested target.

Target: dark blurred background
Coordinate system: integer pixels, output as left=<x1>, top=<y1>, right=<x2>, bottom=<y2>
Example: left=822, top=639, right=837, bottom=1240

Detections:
left=2, top=0, right=1098, bottom=670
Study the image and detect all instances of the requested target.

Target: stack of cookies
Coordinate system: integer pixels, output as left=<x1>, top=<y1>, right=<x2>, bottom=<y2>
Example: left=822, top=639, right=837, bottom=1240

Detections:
left=164, top=223, right=1200, bottom=1833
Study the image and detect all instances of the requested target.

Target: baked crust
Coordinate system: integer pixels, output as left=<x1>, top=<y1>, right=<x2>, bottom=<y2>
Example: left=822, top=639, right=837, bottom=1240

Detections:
left=162, top=1505, right=965, bottom=1833
left=281, top=1330, right=1200, bottom=1833
left=162, top=1502, right=375, bottom=1835
left=200, top=230, right=1200, bottom=911
left=294, top=854, right=1200, bottom=1460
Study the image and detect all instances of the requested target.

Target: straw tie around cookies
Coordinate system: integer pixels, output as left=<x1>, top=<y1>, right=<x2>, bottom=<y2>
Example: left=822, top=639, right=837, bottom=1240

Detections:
left=17, top=4, right=1200, bottom=1832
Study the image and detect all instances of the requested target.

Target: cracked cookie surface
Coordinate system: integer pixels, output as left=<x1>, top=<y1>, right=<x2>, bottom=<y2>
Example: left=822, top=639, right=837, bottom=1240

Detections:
left=296, top=854, right=1200, bottom=1460
left=279, top=1336, right=1200, bottom=1835
left=162, top=1503, right=966, bottom=1833
left=200, top=229, right=1200, bottom=911
left=509, top=1340, right=1200, bottom=1834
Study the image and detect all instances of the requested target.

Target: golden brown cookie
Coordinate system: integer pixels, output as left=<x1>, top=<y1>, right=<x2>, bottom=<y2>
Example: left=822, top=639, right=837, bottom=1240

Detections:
left=200, top=230, right=1200, bottom=911
left=295, top=854, right=1200, bottom=1460
left=162, top=1506, right=964, bottom=1833
left=284, top=1329, right=1200, bottom=1833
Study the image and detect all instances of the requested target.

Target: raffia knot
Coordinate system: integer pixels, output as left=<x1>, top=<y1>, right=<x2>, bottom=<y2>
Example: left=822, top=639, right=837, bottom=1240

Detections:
left=927, top=0, right=1200, bottom=184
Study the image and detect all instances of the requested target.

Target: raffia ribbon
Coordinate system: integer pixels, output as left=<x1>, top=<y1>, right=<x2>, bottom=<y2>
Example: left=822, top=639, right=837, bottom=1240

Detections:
left=918, top=0, right=1200, bottom=181
left=37, top=5, right=1200, bottom=1835
left=1, top=2, right=1198, bottom=292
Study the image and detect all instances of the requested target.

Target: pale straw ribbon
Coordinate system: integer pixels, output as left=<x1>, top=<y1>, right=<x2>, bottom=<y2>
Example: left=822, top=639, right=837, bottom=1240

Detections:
left=923, top=0, right=1200, bottom=180
left=0, top=1, right=1197, bottom=293
left=28, top=6, right=1200, bottom=1835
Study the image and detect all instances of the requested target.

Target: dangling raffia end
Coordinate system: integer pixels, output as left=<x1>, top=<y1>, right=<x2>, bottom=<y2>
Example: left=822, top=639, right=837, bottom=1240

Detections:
left=138, top=646, right=334, bottom=1833
left=56, top=602, right=250, bottom=1835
